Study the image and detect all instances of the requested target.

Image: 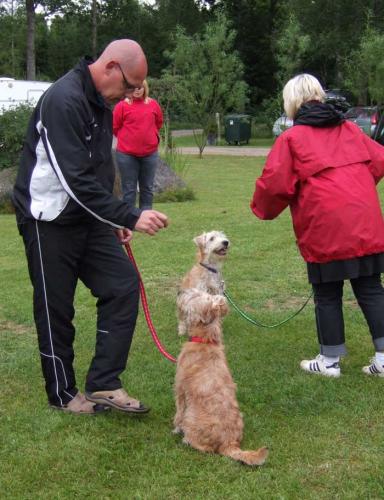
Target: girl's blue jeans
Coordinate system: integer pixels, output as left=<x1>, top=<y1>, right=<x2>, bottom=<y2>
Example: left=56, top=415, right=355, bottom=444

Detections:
left=116, top=150, right=158, bottom=209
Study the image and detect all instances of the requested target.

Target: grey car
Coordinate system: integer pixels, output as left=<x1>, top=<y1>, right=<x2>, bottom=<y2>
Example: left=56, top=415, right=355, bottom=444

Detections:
left=272, top=91, right=354, bottom=138
left=372, top=106, right=384, bottom=145
left=272, top=114, right=293, bottom=137
left=344, top=106, right=378, bottom=137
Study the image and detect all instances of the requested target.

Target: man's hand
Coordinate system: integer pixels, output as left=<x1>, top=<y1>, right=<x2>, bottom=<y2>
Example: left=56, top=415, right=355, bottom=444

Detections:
left=115, top=228, right=133, bottom=244
left=134, top=210, right=169, bottom=235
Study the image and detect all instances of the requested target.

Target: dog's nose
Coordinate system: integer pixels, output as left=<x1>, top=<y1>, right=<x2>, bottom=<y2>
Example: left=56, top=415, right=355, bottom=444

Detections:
left=222, top=240, right=229, bottom=247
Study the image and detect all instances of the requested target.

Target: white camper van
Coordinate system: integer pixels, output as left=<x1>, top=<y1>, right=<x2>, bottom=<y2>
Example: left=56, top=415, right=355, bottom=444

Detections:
left=0, top=77, right=52, bottom=114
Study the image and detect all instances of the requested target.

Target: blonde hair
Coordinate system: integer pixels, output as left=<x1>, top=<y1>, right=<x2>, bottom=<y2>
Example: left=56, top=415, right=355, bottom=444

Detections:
left=142, top=79, right=149, bottom=100
left=125, top=79, right=150, bottom=104
left=283, top=74, right=325, bottom=119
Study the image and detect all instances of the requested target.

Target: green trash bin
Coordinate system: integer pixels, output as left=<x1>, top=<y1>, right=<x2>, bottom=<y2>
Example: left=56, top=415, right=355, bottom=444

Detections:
left=224, top=114, right=251, bottom=145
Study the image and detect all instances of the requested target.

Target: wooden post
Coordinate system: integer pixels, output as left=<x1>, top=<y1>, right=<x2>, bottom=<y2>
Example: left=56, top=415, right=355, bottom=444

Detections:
left=216, top=112, right=221, bottom=145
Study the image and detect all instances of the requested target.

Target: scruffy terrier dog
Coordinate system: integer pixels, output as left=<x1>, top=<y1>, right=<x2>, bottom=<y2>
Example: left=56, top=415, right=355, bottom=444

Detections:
left=177, top=230, right=230, bottom=335
left=174, top=289, right=268, bottom=466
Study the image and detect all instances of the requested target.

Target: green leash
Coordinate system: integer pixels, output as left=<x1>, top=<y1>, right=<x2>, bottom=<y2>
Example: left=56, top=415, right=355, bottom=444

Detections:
left=224, top=289, right=313, bottom=329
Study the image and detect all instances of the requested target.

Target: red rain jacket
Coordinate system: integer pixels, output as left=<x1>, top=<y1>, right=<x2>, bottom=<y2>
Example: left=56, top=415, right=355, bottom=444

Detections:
left=251, top=121, right=384, bottom=263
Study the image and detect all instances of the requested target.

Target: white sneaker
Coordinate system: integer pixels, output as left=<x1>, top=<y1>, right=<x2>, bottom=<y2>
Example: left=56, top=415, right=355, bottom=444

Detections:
left=362, top=358, right=384, bottom=377
left=300, top=354, right=341, bottom=378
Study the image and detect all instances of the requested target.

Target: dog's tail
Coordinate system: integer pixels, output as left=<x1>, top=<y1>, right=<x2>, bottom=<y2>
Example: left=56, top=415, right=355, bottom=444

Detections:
left=220, top=445, right=269, bottom=466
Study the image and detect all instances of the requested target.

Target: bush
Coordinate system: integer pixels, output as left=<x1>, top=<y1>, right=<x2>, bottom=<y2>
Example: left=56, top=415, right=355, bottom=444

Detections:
left=254, top=95, right=284, bottom=130
left=160, top=146, right=190, bottom=180
left=0, top=161, right=17, bottom=214
left=252, top=123, right=273, bottom=139
left=169, top=120, right=202, bottom=130
left=154, top=187, right=196, bottom=203
left=0, top=104, right=33, bottom=170
left=0, top=197, right=15, bottom=214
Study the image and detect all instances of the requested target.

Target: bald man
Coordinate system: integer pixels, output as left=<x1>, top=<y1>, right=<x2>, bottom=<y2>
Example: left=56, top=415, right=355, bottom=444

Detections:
left=13, top=39, right=168, bottom=414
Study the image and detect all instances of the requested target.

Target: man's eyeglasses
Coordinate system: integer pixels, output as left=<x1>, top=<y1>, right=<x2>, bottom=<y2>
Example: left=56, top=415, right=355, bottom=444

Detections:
left=117, top=63, right=140, bottom=92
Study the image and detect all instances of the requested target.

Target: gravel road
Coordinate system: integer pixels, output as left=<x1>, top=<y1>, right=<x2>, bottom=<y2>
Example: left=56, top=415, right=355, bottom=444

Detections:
left=177, top=146, right=271, bottom=156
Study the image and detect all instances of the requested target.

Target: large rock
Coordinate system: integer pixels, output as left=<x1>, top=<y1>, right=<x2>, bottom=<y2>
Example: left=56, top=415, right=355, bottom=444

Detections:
left=0, top=154, right=185, bottom=206
left=153, top=157, right=186, bottom=193
left=112, top=152, right=185, bottom=198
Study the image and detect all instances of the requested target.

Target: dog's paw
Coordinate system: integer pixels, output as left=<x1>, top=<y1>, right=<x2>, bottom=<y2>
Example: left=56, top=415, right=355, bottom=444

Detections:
left=172, top=426, right=184, bottom=435
left=212, top=296, right=229, bottom=316
left=178, top=324, right=187, bottom=336
left=182, top=436, right=191, bottom=446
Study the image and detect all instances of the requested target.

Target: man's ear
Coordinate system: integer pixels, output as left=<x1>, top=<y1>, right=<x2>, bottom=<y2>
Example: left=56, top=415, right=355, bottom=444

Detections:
left=105, top=60, right=117, bottom=75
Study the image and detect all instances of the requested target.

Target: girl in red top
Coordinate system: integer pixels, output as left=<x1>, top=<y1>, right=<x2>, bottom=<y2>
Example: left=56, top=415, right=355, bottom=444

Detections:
left=113, top=79, right=163, bottom=209
left=251, top=74, right=384, bottom=378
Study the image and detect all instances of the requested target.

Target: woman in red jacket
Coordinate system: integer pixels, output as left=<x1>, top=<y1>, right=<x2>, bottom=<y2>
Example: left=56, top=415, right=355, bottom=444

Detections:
left=251, top=74, right=384, bottom=378
left=113, top=79, right=163, bottom=209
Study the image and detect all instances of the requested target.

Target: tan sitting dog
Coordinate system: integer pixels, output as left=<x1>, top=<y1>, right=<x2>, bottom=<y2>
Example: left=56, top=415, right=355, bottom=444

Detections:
left=174, top=289, right=268, bottom=466
left=177, top=230, right=230, bottom=335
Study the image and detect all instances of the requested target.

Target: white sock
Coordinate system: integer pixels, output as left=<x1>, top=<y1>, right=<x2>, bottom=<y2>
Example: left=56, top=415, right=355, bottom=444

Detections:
left=375, top=352, right=384, bottom=366
left=322, top=355, right=339, bottom=367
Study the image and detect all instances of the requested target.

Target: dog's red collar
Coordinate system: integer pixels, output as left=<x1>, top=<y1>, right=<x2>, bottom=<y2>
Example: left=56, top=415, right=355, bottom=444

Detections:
left=189, top=336, right=217, bottom=345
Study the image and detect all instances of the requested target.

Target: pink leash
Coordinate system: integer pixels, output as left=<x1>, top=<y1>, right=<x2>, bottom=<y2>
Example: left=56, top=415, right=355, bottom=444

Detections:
left=125, top=243, right=177, bottom=364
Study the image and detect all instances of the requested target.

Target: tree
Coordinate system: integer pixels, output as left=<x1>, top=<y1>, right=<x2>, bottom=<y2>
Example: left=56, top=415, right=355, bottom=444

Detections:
left=25, top=0, right=35, bottom=79
left=274, top=13, right=310, bottom=87
left=210, top=0, right=282, bottom=111
left=96, top=0, right=164, bottom=74
left=163, top=13, right=248, bottom=157
left=24, top=0, right=73, bottom=79
left=0, top=2, right=26, bottom=78
left=153, top=0, right=206, bottom=36
left=149, top=73, right=185, bottom=151
left=131, top=0, right=209, bottom=78
left=344, top=26, right=384, bottom=104
left=256, top=12, right=311, bottom=128
left=91, top=0, right=97, bottom=59
left=283, top=0, right=384, bottom=87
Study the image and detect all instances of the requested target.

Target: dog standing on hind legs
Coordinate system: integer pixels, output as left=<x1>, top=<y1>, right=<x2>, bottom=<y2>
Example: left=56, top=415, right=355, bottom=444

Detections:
left=174, top=289, right=268, bottom=466
left=177, top=230, right=230, bottom=336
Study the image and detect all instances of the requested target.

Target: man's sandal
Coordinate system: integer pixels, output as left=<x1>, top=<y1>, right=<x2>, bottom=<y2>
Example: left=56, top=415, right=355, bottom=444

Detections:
left=50, top=391, right=109, bottom=415
left=85, top=388, right=150, bottom=414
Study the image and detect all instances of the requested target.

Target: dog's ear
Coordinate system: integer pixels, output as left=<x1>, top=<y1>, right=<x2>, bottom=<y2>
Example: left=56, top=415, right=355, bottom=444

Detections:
left=193, top=233, right=206, bottom=249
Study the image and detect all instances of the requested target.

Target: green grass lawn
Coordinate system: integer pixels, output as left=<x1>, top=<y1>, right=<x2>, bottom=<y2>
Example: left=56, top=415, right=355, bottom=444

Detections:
left=1, top=155, right=384, bottom=499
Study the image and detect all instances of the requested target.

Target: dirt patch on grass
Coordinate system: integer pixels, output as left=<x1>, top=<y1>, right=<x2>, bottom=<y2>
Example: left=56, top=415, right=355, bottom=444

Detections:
left=244, top=295, right=312, bottom=312
left=0, top=319, right=33, bottom=335
left=142, top=276, right=180, bottom=298
left=243, top=295, right=360, bottom=313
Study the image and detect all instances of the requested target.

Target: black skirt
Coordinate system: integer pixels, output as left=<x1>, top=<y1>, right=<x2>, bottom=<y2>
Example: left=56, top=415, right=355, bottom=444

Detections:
left=307, top=253, right=384, bottom=284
